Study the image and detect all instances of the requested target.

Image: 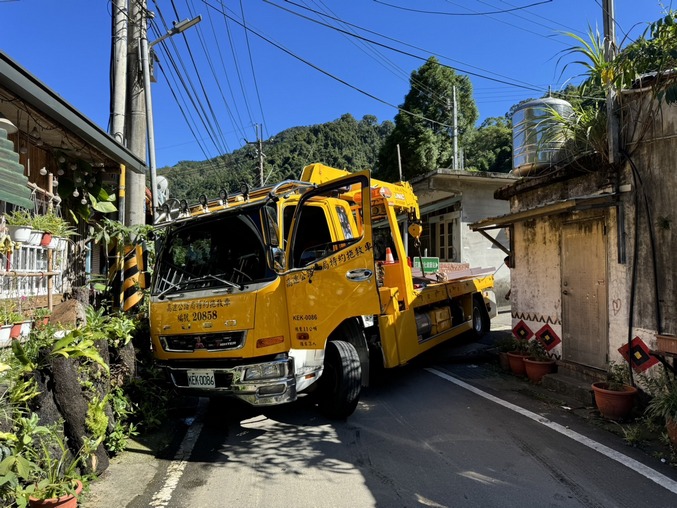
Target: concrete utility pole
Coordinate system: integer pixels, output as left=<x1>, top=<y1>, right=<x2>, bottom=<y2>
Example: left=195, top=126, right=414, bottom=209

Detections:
left=143, top=15, right=201, bottom=218
left=125, top=0, right=148, bottom=226
left=111, top=0, right=128, bottom=225
left=246, top=124, right=265, bottom=186
left=602, top=0, right=619, bottom=164
left=452, top=86, right=459, bottom=170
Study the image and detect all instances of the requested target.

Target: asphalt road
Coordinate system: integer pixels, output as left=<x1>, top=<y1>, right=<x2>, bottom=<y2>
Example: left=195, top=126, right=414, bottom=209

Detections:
left=82, top=315, right=677, bottom=507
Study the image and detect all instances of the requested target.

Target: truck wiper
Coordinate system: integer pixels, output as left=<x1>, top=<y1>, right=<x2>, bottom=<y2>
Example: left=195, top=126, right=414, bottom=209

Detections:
left=157, top=274, right=243, bottom=300
left=204, top=273, right=245, bottom=291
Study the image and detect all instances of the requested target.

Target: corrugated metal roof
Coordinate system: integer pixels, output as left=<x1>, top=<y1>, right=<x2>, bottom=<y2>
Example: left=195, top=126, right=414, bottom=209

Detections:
left=0, top=52, right=146, bottom=175
left=0, top=127, right=33, bottom=209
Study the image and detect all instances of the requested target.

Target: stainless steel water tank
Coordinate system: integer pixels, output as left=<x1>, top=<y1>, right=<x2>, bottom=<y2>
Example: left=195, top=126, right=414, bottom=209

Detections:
left=511, top=97, right=573, bottom=175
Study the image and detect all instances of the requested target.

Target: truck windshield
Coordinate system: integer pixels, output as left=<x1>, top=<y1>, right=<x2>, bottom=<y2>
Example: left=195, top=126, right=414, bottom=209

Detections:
left=153, top=211, right=273, bottom=295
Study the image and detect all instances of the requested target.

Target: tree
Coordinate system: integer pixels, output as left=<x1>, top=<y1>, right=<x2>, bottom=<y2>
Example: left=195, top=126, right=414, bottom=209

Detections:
left=159, top=114, right=393, bottom=201
left=376, top=57, right=478, bottom=181
left=465, top=116, right=513, bottom=173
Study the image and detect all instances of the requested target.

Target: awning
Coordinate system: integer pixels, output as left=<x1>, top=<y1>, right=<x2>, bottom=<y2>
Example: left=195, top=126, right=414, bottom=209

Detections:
left=469, top=193, right=618, bottom=231
left=0, top=52, right=146, bottom=174
left=469, top=193, right=618, bottom=258
left=0, top=127, right=33, bottom=209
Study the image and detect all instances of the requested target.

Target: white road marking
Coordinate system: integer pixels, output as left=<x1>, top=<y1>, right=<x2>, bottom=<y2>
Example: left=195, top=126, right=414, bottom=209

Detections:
left=149, top=399, right=208, bottom=507
left=426, top=367, right=677, bottom=495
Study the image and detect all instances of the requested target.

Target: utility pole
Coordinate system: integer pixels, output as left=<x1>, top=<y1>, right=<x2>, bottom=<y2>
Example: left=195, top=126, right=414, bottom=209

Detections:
left=111, top=0, right=127, bottom=225
left=602, top=0, right=618, bottom=164
left=246, top=124, right=265, bottom=186
left=396, top=144, right=403, bottom=181
left=452, top=86, right=459, bottom=170
left=143, top=16, right=201, bottom=218
left=126, top=0, right=147, bottom=227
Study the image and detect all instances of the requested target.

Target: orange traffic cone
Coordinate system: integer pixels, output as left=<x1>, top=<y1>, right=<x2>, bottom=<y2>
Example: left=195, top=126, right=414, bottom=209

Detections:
left=384, top=247, right=395, bottom=264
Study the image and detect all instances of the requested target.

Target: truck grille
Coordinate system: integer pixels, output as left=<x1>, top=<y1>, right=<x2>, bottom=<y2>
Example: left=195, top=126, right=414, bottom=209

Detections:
left=161, top=332, right=245, bottom=352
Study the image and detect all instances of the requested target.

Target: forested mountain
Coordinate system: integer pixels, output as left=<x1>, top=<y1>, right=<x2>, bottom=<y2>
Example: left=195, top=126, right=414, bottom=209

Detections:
left=159, top=113, right=394, bottom=201
left=159, top=58, right=516, bottom=203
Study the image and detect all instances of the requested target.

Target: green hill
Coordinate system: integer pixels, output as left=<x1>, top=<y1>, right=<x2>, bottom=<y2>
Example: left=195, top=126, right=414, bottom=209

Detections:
left=159, top=114, right=394, bottom=202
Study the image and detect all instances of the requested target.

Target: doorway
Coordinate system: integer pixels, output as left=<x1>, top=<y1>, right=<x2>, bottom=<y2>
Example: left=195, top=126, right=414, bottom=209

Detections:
left=561, top=217, right=608, bottom=368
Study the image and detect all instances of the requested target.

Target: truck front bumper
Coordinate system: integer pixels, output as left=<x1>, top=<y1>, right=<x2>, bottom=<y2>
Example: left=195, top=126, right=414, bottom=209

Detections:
left=162, top=356, right=297, bottom=406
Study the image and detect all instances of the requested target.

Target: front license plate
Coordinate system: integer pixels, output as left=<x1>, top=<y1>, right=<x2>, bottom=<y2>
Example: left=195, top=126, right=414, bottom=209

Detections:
left=187, top=370, right=215, bottom=388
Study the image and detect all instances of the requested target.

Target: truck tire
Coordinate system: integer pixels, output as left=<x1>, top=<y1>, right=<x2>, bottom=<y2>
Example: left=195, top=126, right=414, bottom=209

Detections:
left=318, top=340, right=361, bottom=419
left=472, top=298, right=490, bottom=338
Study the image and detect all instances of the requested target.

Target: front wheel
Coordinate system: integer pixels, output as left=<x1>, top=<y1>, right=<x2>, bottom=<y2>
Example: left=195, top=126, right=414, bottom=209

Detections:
left=318, top=340, right=361, bottom=419
left=472, top=298, right=490, bottom=338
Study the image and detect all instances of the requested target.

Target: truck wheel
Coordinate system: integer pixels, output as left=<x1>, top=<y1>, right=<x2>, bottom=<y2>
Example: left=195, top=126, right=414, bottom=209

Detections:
left=318, top=340, right=361, bottom=419
left=472, top=299, right=490, bottom=338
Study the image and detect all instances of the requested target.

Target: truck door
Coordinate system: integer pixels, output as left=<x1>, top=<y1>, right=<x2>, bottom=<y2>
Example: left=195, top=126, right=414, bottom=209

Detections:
left=285, top=171, right=379, bottom=351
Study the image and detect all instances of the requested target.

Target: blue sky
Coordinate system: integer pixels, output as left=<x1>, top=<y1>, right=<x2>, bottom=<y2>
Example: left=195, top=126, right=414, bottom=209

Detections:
left=0, top=1, right=668, bottom=168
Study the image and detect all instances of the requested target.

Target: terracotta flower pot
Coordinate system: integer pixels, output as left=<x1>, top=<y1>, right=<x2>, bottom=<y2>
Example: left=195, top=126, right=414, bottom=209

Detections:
left=523, top=357, right=556, bottom=384
left=29, top=479, right=83, bottom=508
left=498, top=351, right=510, bottom=371
left=10, top=322, right=21, bottom=338
left=591, top=382, right=638, bottom=420
left=666, top=418, right=677, bottom=447
left=40, top=232, right=52, bottom=247
left=507, top=352, right=529, bottom=376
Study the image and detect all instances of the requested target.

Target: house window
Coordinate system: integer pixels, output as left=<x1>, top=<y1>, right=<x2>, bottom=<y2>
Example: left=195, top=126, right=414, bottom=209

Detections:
left=422, top=203, right=461, bottom=262
left=437, top=220, right=457, bottom=261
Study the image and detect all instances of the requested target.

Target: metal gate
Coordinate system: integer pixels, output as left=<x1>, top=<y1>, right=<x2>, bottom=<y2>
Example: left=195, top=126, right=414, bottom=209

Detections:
left=561, top=217, right=608, bottom=368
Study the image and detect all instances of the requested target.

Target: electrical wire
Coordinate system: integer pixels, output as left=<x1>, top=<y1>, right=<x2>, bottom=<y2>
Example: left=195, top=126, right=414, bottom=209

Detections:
left=201, top=0, right=460, bottom=130
left=167, top=0, right=230, bottom=154
left=373, top=0, right=552, bottom=16
left=263, top=0, right=544, bottom=92
left=301, top=0, right=450, bottom=116
left=185, top=0, right=248, bottom=144
left=271, top=0, right=542, bottom=91
left=150, top=6, right=227, bottom=158
left=216, top=0, right=257, bottom=137
left=239, top=0, right=269, bottom=139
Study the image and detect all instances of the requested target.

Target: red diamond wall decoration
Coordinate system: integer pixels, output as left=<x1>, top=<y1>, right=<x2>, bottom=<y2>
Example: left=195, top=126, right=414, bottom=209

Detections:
left=535, top=324, right=561, bottom=351
left=618, top=337, right=659, bottom=373
left=512, top=320, right=533, bottom=341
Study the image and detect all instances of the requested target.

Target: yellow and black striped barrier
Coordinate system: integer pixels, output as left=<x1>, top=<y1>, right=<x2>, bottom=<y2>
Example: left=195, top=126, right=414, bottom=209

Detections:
left=122, top=244, right=147, bottom=312
left=107, top=242, right=147, bottom=311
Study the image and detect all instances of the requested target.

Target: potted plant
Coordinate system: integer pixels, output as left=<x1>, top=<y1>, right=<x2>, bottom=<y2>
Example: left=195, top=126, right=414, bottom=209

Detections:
left=0, top=414, right=85, bottom=508
left=16, top=423, right=84, bottom=508
left=0, top=303, right=25, bottom=340
left=32, top=307, right=52, bottom=327
left=506, top=337, right=530, bottom=377
left=643, top=370, right=677, bottom=447
left=5, top=210, right=34, bottom=244
left=591, top=361, right=638, bottom=420
left=494, top=337, right=515, bottom=371
left=523, top=340, right=556, bottom=384
left=30, top=213, right=75, bottom=249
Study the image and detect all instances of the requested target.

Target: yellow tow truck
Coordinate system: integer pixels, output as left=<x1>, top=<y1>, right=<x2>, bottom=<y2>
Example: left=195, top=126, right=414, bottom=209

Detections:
left=149, top=163, right=494, bottom=418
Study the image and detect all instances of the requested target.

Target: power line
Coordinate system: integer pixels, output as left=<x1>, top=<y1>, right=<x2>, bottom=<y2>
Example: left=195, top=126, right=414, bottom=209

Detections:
left=239, top=0, right=269, bottom=139
left=274, top=0, right=541, bottom=90
left=216, top=0, right=257, bottom=135
left=373, top=0, right=552, bottom=16
left=200, top=0, right=462, bottom=130
left=150, top=5, right=227, bottom=156
left=263, top=0, right=544, bottom=92
left=167, top=0, right=230, bottom=154
left=186, top=0, right=249, bottom=144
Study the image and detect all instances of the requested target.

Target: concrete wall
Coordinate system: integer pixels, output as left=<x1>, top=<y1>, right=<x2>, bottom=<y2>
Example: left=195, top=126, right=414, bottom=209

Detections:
left=621, top=91, right=677, bottom=340
left=413, top=171, right=515, bottom=305
left=505, top=88, right=677, bottom=371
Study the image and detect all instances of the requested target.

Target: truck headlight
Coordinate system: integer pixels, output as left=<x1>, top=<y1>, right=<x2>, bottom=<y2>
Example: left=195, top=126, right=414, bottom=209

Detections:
left=244, top=363, right=285, bottom=381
